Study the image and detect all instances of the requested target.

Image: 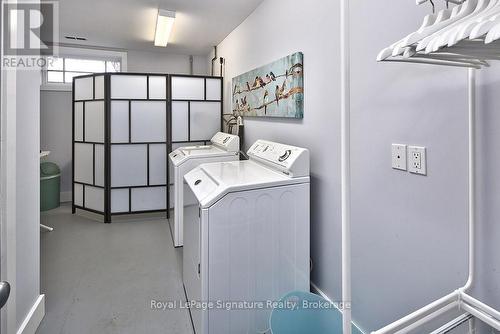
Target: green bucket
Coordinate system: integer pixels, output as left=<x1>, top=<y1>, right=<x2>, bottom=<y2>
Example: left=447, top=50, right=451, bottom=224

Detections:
left=40, top=162, right=61, bottom=211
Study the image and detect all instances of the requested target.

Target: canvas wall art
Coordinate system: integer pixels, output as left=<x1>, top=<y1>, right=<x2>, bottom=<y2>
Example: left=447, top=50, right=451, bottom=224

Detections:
left=232, top=52, right=304, bottom=118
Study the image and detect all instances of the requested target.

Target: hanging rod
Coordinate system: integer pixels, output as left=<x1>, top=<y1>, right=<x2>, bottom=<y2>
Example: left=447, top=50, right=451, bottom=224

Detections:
left=428, top=313, right=473, bottom=334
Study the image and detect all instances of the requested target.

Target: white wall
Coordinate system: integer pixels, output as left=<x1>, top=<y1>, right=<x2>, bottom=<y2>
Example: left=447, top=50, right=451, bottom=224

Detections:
left=40, top=51, right=209, bottom=198
left=127, top=50, right=207, bottom=74
left=213, top=0, right=499, bottom=333
left=16, top=58, right=43, bottom=330
left=350, top=2, right=469, bottom=332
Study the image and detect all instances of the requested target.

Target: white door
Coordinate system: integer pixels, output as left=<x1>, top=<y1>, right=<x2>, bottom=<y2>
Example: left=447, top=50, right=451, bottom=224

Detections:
left=0, top=0, right=18, bottom=332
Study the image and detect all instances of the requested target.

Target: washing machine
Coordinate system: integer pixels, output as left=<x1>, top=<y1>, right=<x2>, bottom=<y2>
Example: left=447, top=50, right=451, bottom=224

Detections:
left=168, top=132, right=239, bottom=247
left=183, top=139, right=310, bottom=334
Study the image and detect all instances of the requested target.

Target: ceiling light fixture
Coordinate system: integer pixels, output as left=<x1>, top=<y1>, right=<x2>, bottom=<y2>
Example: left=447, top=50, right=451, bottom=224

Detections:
left=154, top=9, right=176, bottom=47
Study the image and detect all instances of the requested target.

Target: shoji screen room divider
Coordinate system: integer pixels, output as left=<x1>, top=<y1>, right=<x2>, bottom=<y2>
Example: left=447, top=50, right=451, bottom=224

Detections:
left=72, top=73, right=222, bottom=223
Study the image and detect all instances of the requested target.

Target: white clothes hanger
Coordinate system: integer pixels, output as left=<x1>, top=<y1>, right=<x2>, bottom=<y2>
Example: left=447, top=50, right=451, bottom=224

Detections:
left=434, top=0, right=497, bottom=48
left=469, top=12, right=500, bottom=38
left=402, top=46, right=490, bottom=65
left=448, top=0, right=500, bottom=45
left=389, top=1, right=463, bottom=57
left=407, top=5, right=465, bottom=54
left=404, top=0, right=478, bottom=53
left=377, top=14, right=437, bottom=61
left=378, top=0, right=498, bottom=68
left=419, top=0, right=489, bottom=53
left=484, top=22, right=500, bottom=41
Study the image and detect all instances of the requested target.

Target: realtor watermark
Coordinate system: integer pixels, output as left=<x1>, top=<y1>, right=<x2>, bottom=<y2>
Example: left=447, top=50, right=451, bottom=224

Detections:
left=2, top=0, right=59, bottom=69
left=150, top=299, right=351, bottom=312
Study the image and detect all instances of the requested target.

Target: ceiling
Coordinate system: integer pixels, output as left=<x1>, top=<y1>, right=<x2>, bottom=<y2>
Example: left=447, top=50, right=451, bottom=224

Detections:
left=53, top=0, right=264, bottom=55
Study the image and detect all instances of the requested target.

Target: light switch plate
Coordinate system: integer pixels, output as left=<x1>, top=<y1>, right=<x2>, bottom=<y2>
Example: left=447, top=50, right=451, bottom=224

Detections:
left=408, top=146, right=426, bottom=175
left=392, top=144, right=407, bottom=171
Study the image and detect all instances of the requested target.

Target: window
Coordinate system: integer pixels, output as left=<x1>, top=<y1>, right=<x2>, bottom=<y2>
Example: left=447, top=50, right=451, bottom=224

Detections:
left=46, top=56, right=122, bottom=84
left=41, top=47, right=127, bottom=91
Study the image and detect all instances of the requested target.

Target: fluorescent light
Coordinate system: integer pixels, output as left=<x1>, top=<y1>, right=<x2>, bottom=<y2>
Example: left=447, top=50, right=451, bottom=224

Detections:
left=154, top=9, right=176, bottom=47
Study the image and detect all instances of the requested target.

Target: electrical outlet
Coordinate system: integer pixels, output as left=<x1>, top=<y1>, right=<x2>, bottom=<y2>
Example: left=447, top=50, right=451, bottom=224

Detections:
left=408, top=146, right=426, bottom=175
left=392, top=144, right=407, bottom=171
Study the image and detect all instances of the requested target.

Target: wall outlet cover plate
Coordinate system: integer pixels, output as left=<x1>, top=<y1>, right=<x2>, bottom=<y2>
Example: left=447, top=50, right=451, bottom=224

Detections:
left=408, top=146, right=427, bottom=175
left=392, top=144, right=407, bottom=171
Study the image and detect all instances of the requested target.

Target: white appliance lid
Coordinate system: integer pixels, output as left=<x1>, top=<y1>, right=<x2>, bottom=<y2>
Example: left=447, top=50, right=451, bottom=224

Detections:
left=169, top=145, right=237, bottom=167
left=210, top=132, right=240, bottom=153
left=184, top=160, right=309, bottom=208
left=180, top=145, right=225, bottom=156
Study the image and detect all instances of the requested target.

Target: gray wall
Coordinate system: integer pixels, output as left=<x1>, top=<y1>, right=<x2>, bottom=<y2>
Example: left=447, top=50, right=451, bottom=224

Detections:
left=40, top=51, right=209, bottom=198
left=16, top=61, right=42, bottom=327
left=213, top=0, right=499, bottom=333
left=350, top=1, right=468, bottom=332
left=127, top=50, right=208, bottom=75
left=40, top=91, right=72, bottom=196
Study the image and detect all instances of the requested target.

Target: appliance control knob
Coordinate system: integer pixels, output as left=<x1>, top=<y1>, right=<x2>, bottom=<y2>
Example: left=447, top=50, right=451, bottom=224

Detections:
left=278, top=150, right=292, bottom=162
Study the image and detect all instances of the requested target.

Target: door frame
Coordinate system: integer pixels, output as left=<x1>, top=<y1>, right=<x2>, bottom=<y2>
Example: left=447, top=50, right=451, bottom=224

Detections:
left=1, top=0, right=18, bottom=332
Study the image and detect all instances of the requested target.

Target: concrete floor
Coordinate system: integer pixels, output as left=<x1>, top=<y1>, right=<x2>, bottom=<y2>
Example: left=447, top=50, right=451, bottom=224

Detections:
left=37, top=204, right=193, bottom=334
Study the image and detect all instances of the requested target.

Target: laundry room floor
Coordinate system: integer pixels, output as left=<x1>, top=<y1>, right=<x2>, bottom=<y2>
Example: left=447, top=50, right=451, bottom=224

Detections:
left=37, top=204, right=193, bottom=334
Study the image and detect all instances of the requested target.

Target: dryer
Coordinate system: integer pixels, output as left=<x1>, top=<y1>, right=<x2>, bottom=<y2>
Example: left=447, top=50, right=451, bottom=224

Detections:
left=183, top=140, right=310, bottom=334
left=168, top=132, right=239, bottom=247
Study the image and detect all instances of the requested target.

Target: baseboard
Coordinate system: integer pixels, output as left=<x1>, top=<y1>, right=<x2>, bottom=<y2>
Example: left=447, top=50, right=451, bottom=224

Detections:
left=60, top=191, right=72, bottom=203
left=310, top=282, right=366, bottom=334
left=16, top=294, right=45, bottom=334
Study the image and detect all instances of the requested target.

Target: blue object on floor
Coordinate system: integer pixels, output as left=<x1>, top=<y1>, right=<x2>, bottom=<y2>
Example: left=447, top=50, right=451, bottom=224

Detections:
left=269, top=291, right=363, bottom=334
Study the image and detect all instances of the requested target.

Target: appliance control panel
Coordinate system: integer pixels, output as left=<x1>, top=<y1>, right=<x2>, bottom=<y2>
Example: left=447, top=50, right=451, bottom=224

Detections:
left=168, top=149, right=187, bottom=165
left=247, top=140, right=310, bottom=177
left=210, top=132, right=240, bottom=152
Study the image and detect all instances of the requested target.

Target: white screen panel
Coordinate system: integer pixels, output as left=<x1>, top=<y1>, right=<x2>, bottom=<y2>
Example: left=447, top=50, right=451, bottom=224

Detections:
left=149, top=76, right=167, bottom=100
left=74, top=143, right=93, bottom=184
left=95, top=144, right=105, bottom=187
left=131, top=187, right=166, bottom=211
left=172, top=102, right=188, bottom=142
left=111, top=75, right=147, bottom=99
left=131, top=101, right=166, bottom=142
left=111, top=101, right=129, bottom=143
left=111, top=145, right=147, bottom=187
left=85, top=101, right=105, bottom=143
left=74, top=102, right=84, bottom=141
left=149, top=144, right=166, bottom=185
left=74, top=76, right=93, bottom=100
left=111, top=189, right=129, bottom=213
left=74, top=183, right=83, bottom=206
left=94, top=75, right=105, bottom=100
left=206, top=78, right=221, bottom=100
left=171, top=76, right=204, bottom=100
left=190, top=102, right=221, bottom=141
left=84, top=186, right=104, bottom=212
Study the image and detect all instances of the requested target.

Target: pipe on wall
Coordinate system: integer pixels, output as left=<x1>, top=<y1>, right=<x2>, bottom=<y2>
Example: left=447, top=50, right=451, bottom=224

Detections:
left=219, top=57, right=224, bottom=78
left=340, top=0, right=352, bottom=333
left=211, top=46, right=217, bottom=76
